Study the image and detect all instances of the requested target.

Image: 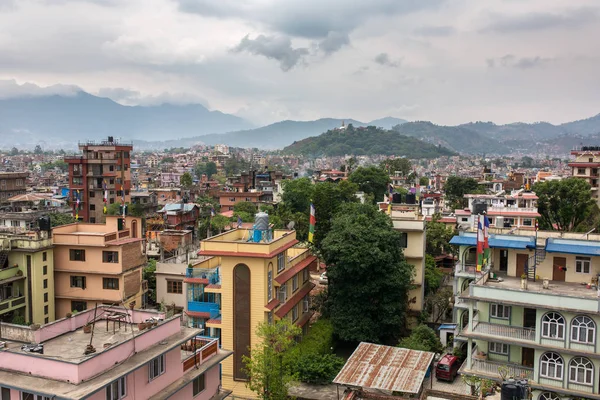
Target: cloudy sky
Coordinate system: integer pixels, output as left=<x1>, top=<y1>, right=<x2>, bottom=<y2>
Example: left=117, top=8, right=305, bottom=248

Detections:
left=1, top=0, right=599, bottom=126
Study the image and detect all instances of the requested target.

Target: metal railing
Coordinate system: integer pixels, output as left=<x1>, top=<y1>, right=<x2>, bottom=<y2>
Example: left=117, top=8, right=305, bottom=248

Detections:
left=186, top=267, right=220, bottom=285
left=468, top=348, right=534, bottom=380
left=472, top=321, right=536, bottom=342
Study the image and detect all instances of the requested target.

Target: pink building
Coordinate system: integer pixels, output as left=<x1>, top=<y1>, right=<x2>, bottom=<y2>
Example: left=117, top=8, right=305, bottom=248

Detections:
left=0, top=305, right=232, bottom=399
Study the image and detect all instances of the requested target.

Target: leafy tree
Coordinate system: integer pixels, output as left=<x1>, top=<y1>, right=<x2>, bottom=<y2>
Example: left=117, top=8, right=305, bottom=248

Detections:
left=398, top=324, right=443, bottom=353
left=210, top=214, right=230, bottom=234
left=281, top=178, right=314, bottom=214
left=419, top=176, right=429, bottom=186
left=380, top=158, right=411, bottom=176
left=243, top=319, right=301, bottom=400
left=34, top=145, right=43, bottom=154
left=321, top=203, right=413, bottom=343
left=224, top=155, right=250, bottom=176
left=9, top=147, right=19, bottom=156
left=233, top=201, right=258, bottom=215
left=424, top=255, right=444, bottom=295
left=41, top=160, right=68, bottom=172
left=160, top=156, right=175, bottom=164
left=424, top=286, right=453, bottom=324
left=349, top=166, right=390, bottom=203
left=144, top=259, right=157, bottom=303
left=50, top=213, right=76, bottom=227
left=180, top=172, right=193, bottom=188
left=444, top=176, right=484, bottom=210
left=534, top=178, right=597, bottom=232
left=312, top=180, right=358, bottom=249
left=106, top=202, right=143, bottom=217
left=520, top=156, right=535, bottom=168
left=195, top=162, right=218, bottom=179
left=426, top=213, right=457, bottom=257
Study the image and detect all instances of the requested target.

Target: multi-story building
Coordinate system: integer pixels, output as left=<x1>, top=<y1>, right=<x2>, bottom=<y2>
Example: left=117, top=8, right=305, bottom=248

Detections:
left=0, top=232, right=55, bottom=325
left=65, top=137, right=132, bottom=223
left=52, top=216, right=147, bottom=318
left=0, top=305, right=232, bottom=399
left=0, top=172, right=28, bottom=203
left=452, top=229, right=600, bottom=400
left=218, top=190, right=263, bottom=212
left=187, top=227, right=316, bottom=398
left=155, top=261, right=188, bottom=315
left=569, top=146, right=600, bottom=204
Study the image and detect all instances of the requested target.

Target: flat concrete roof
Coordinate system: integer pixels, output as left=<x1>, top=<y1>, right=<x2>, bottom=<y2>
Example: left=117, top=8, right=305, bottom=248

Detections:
left=485, top=275, right=599, bottom=300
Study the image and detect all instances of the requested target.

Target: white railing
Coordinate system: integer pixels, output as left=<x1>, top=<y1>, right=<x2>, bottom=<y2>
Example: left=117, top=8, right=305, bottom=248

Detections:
left=488, top=206, right=538, bottom=213
left=472, top=322, right=536, bottom=342
left=469, top=349, right=534, bottom=380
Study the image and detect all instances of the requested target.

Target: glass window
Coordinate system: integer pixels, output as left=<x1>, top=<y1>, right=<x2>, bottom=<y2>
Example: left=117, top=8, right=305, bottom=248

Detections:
left=102, top=251, right=119, bottom=263
left=193, top=374, right=205, bottom=396
left=267, top=265, right=273, bottom=301
left=540, top=352, right=563, bottom=380
left=399, top=232, right=408, bottom=248
left=69, top=249, right=86, bottom=261
left=278, top=285, right=287, bottom=303
left=148, top=354, right=165, bottom=381
left=277, top=252, right=285, bottom=272
left=569, top=357, right=593, bottom=385
left=542, top=312, right=565, bottom=340
left=571, top=315, right=596, bottom=344
left=539, top=393, right=560, bottom=400
left=42, top=252, right=47, bottom=262
left=292, top=274, right=298, bottom=292
left=44, top=293, right=48, bottom=302
left=43, top=279, right=48, bottom=289
left=522, top=218, right=533, bottom=226
left=488, top=342, right=509, bottom=355
left=70, top=276, right=86, bottom=289
left=43, top=265, right=47, bottom=275
left=302, top=267, right=309, bottom=283
left=303, top=295, right=310, bottom=312
left=490, top=304, right=510, bottom=319
left=103, top=278, right=119, bottom=290
left=167, top=280, right=182, bottom=294
left=576, top=257, right=591, bottom=273
left=292, top=304, right=298, bottom=321
left=105, top=376, right=127, bottom=400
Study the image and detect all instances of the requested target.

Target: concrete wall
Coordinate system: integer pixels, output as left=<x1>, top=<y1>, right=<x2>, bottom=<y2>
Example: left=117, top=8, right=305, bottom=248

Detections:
left=156, top=262, right=187, bottom=310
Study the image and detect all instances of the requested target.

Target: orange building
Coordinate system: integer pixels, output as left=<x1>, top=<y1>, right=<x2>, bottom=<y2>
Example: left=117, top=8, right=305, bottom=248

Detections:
left=52, top=216, right=147, bottom=317
left=218, top=190, right=263, bottom=211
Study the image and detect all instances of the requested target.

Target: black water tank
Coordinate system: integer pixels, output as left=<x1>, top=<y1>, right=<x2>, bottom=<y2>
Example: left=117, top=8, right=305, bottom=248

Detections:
left=473, top=200, right=488, bottom=215
left=392, top=193, right=402, bottom=204
left=501, top=383, right=519, bottom=400
left=405, top=193, right=416, bottom=204
left=38, top=216, right=51, bottom=231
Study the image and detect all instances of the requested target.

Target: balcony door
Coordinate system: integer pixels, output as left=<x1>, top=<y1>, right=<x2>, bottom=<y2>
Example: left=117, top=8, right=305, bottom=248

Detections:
left=523, top=308, right=536, bottom=329
left=516, top=254, right=528, bottom=277
left=522, top=347, right=534, bottom=368
left=552, top=257, right=566, bottom=282
left=499, top=250, right=508, bottom=273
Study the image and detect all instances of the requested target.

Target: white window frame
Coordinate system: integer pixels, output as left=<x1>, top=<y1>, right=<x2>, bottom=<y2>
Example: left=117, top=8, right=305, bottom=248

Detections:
left=488, top=342, right=509, bottom=355
left=542, top=312, right=565, bottom=340
left=277, top=252, right=285, bottom=272
left=571, top=315, right=596, bottom=344
left=569, top=357, right=594, bottom=386
left=490, top=304, right=510, bottom=320
left=303, top=295, right=310, bottom=313
left=576, top=256, right=591, bottom=274
left=522, top=218, right=533, bottom=226
left=540, top=352, right=564, bottom=380
left=539, top=393, right=560, bottom=400
left=148, top=354, right=166, bottom=381
left=106, top=376, right=127, bottom=400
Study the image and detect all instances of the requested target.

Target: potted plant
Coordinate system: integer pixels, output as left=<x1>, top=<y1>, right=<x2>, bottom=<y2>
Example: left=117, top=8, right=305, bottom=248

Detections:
left=138, top=322, right=147, bottom=331
left=521, top=273, right=528, bottom=290
left=83, top=323, right=92, bottom=333
left=66, top=312, right=72, bottom=318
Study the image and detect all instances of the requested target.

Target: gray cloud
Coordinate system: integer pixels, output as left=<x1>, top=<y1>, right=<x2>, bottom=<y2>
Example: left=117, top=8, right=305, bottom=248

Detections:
left=413, top=25, right=455, bottom=37
left=0, top=79, right=81, bottom=98
left=482, top=7, right=599, bottom=33
left=374, top=53, right=400, bottom=67
left=233, top=34, right=309, bottom=71
left=97, top=87, right=210, bottom=107
left=486, top=54, right=552, bottom=69
left=318, top=31, right=350, bottom=55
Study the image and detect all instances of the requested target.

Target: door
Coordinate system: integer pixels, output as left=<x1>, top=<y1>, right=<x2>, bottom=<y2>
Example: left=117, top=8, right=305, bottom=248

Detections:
left=523, top=308, right=536, bottom=329
left=516, top=254, right=528, bottom=277
left=522, top=347, right=535, bottom=368
left=553, top=257, right=566, bottom=281
left=500, top=250, right=508, bottom=272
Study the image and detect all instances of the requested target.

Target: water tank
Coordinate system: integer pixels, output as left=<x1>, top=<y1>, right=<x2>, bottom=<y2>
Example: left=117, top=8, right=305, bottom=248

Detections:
left=501, top=382, right=520, bottom=400
left=38, top=216, right=51, bottom=231
left=254, top=212, right=269, bottom=231
left=405, top=193, right=416, bottom=204
left=392, top=193, right=402, bottom=204
left=472, top=200, right=488, bottom=215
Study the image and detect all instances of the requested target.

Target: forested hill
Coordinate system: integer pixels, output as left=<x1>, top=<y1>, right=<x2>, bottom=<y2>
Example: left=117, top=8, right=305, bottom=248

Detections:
left=282, top=125, right=457, bottom=158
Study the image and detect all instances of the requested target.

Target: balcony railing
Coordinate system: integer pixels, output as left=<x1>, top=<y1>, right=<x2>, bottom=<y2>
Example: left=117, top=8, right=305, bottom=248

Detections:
left=187, top=301, right=220, bottom=319
left=470, top=356, right=534, bottom=381
left=488, top=206, right=538, bottom=213
left=455, top=262, right=479, bottom=275
left=469, top=321, right=536, bottom=342
left=186, top=268, right=220, bottom=285
left=182, top=336, right=219, bottom=372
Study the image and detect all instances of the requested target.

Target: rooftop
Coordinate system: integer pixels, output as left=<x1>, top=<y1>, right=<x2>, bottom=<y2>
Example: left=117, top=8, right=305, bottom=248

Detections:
left=484, top=274, right=600, bottom=301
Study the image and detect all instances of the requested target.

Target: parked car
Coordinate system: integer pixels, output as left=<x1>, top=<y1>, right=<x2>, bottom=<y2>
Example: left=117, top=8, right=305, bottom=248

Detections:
left=319, top=272, right=328, bottom=284
left=435, top=354, right=459, bottom=382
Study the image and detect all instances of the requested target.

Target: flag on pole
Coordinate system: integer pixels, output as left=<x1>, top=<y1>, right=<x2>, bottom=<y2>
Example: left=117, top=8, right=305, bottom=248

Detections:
left=210, top=207, right=215, bottom=217
left=308, top=203, right=316, bottom=243
left=237, top=215, right=243, bottom=228
left=535, top=219, right=539, bottom=231
left=483, top=214, right=490, bottom=266
left=476, top=215, right=484, bottom=272
left=387, top=184, right=394, bottom=214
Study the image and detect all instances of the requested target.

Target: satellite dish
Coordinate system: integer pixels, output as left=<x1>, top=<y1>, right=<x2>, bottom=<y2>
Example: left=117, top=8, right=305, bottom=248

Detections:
left=287, top=221, right=296, bottom=230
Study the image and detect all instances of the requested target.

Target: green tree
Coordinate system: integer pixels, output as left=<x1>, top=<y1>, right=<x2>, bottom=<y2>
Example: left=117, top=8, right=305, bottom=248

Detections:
left=243, top=319, right=301, bottom=400
left=160, top=156, right=175, bottom=164
left=534, top=178, right=598, bottom=231
left=426, top=213, right=457, bottom=257
left=281, top=178, right=314, bottom=214
left=180, top=172, right=193, bottom=188
left=424, top=255, right=443, bottom=295
left=34, top=145, right=43, bottom=154
left=105, top=202, right=143, bottom=217
left=312, top=180, right=358, bottom=249
left=233, top=201, right=258, bottom=215
left=380, top=158, right=411, bottom=176
left=144, top=259, right=157, bottom=303
left=424, top=286, right=453, bottom=324
left=210, top=214, right=230, bottom=234
left=321, top=203, right=413, bottom=343
left=348, top=166, right=390, bottom=203
left=419, top=176, right=429, bottom=186
left=195, top=162, right=218, bottom=179
left=9, top=147, right=19, bottom=156
left=444, top=176, right=484, bottom=210
left=398, top=324, right=443, bottom=353
left=224, top=155, right=250, bottom=175
left=50, top=213, right=76, bottom=227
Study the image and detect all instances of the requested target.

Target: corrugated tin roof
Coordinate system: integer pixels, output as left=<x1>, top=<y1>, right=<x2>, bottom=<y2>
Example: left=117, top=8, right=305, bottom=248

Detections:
left=333, top=342, right=434, bottom=394
left=546, top=238, right=600, bottom=256
left=449, top=233, right=535, bottom=249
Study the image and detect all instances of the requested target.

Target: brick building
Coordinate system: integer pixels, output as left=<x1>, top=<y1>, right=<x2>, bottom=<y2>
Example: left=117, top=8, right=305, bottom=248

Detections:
left=0, top=172, right=28, bottom=203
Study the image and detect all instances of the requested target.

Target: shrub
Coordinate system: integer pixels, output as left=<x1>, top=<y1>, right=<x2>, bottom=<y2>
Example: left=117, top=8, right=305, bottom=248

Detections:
left=294, top=353, right=345, bottom=384
left=398, top=324, right=443, bottom=354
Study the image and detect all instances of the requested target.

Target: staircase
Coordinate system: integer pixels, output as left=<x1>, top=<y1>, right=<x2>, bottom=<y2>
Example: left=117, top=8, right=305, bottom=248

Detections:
left=525, top=247, right=546, bottom=281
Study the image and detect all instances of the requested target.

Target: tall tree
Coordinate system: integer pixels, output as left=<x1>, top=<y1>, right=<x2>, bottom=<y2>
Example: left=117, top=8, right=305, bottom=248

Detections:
left=144, top=259, right=157, bottom=304
left=426, top=213, right=457, bottom=257
left=444, top=176, right=484, bottom=210
left=180, top=172, right=193, bottom=187
left=233, top=201, right=258, bottom=215
left=243, top=319, right=301, bottom=400
left=312, top=180, right=358, bottom=249
left=34, top=145, right=43, bottom=155
left=349, top=166, right=390, bottom=203
left=534, top=178, right=597, bottom=231
left=281, top=178, right=314, bottom=214
left=380, top=158, right=411, bottom=176
left=321, top=203, right=413, bottom=344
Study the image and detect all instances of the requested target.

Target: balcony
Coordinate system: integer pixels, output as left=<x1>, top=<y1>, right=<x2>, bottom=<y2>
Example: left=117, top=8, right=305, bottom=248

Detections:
left=462, top=354, right=534, bottom=381
left=187, top=301, right=220, bottom=319
left=488, top=206, right=538, bottom=214
left=185, top=267, right=220, bottom=285
left=455, top=262, right=481, bottom=277
left=181, top=336, right=220, bottom=372
left=0, top=295, right=26, bottom=313
left=464, top=321, right=536, bottom=343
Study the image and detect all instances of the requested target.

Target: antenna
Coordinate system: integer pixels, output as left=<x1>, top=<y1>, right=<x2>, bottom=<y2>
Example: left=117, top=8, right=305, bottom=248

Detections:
left=580, top=228, right=596, bottom=239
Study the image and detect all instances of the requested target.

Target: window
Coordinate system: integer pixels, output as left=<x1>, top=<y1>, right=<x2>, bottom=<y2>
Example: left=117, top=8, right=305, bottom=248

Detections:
left=89, top=191, right=95, bottom=198
left=302, top=267, right=309, bottom=283
left=461, top=217, right=469, bottom=222
left=267, top=268, right=273, bottom=301
left=16, top=179, right=23, bottom=187
left=70, top=276, right=86, bottom=289
left=44, top=292, right=48, bottom=302
left=303, top=295, right=310, bottom=312
left=27, top=255, right=31, bottom=268
left=277, top=252, right=285, bottom=272
left=578, top=168, right=586, bottom=175
left=292, top=274, right=298, bottom=292
left=292, top=304, right=298, bottom=321
left=103, top=278, right=119, bottom=290
left=44, top=305, right=48, bottom=315
left=1, top=387, right=8, bottom=400
left=542, top=312, right=565, bottom=340
left=571, top=315, right=596, bottom=344
left=69, top=249, right=86, bottom=261
left=267, top=311, right=273, bottom=325
left=44, top=317, right=48, bottom=324
left=278, top=285, right=287, bottom=303
left=540, top=352, right=564, bottom=380
left=43, top=279, right=48, bottom=289
left=490, top=304, right=510, bottom=319
left=42, top=252, right=47, bottom=262
left=193, top=374, right=206, bottom=396
left=20, top=393, right=51, bottom=400
left=106, top=376, right=127, bottom=400
left=102, top=251, right=119, bottom=263
left=539, top=393, right=560, bottom=400
left=43, top=265, right=47, bottom=275
left=72, top=177, right=83, bottom=185
left=522, top=218, right=533, bottom=226
left=90, top=204, right=96, bottom=211
left=148, top=354, right=165, bottom=381
left=576, top=257, right=591, bottom=274
left=71, top=300, right=87, bottom=312
left=569, top=357, right=593, bottom=385
left=167, top=280, right=182, bottom=294
left=399, top=232, right=408, bottom=248
left=488, top=342, right=509, bottom=355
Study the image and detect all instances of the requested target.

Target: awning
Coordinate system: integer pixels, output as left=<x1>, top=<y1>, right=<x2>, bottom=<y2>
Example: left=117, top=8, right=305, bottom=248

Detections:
left=449, top=233, right=535, bottom=249
left=546, top=238, right=600, bottom=256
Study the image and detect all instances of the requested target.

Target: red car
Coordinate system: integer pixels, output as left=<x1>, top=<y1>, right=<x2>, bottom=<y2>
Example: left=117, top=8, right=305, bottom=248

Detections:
left=435, top=354, right=459, bottom=382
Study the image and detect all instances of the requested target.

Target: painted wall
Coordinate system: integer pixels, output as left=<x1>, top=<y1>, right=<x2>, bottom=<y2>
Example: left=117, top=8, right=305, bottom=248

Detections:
left=169, top=363, right=221, bottom=400
left=156, top=263, right=187, bottom=310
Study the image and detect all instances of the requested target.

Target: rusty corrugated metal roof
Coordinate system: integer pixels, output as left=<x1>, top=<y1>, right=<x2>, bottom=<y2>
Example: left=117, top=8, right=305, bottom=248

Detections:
left=333, top=342, right=435, bottom=394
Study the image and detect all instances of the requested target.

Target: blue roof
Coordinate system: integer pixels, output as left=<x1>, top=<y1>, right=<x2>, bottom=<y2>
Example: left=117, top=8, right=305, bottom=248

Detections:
left=546, top=238, right=600, bottom=256
left=449, top=233, right=535, bottom=249
left=438, top=324, right=457, bottom=331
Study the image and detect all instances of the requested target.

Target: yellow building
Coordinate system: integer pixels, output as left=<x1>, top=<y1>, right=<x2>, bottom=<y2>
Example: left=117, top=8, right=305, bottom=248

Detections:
left=0, top=232, right=55, bottom=325
left=187, top=228, right=316, bottom=399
